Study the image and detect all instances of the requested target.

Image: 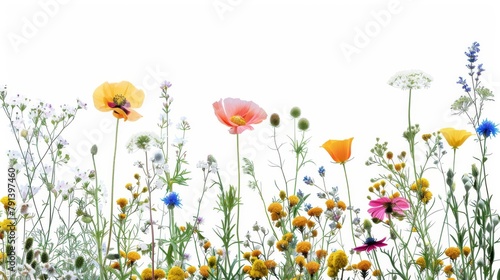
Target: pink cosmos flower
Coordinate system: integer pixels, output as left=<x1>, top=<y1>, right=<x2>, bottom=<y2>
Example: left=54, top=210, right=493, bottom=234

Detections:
left=367, top=196, right=410, bottom=221
left=213, top=98, right=267, bottom=134
left=353, top=237, right=388, bottom=253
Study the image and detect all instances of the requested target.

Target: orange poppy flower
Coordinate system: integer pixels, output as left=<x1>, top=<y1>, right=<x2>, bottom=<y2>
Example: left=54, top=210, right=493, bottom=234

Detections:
left=322, top=138, right=354, bottom=164
left=213, top=98, right=267, bottom=134
left=439, top=127, right=472, bottom=149
left=93, top=81, right=145, bottom=121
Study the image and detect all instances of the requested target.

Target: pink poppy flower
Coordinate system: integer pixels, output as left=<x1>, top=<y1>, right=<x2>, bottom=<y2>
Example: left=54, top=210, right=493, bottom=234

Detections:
left=367, top=196, right=410, bottom=221
left=353, top=237, right=388, bottom=253
left=213, top=98, right=267, bottom=134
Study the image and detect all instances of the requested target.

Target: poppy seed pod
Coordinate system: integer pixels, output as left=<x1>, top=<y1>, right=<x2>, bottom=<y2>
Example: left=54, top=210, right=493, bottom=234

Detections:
left=270, top=113, right=280, bottom=127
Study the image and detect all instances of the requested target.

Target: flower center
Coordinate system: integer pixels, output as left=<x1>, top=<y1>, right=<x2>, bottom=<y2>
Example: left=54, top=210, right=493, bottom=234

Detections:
left=113, top=94, right=127, bottom=107
left=364, top=237, right=376, bottom=245
left=230, top=115, right=246, bottom=126
left=384, top=202, right=394, bottom=214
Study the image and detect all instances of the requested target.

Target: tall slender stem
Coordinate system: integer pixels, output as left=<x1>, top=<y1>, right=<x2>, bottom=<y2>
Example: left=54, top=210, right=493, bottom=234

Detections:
left=106, top=119, right=120, bottom=256
left=92, top=153, right=108, bottom=280
left=235, top=133, right=242, bottom=279
left=342, top=164, right=357, bottom=247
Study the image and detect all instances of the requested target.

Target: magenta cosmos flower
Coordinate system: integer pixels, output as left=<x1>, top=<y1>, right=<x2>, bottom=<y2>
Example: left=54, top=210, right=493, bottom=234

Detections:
left=213, top=98, right=267, bottom=134
left=353, top=237, right=388, bottom=253
left=367, top=196, right=410, bottom=221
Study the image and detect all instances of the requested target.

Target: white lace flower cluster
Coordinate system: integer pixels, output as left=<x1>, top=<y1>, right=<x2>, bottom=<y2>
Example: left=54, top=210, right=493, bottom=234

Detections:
left=387, top=70, right=433, bottom=90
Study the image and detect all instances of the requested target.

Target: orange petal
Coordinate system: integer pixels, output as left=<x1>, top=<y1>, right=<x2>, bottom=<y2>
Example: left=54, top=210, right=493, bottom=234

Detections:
left=322, top=138, right=354, bottom=163
left=126, top=109, right=142, bottom=121
left=116, top=81, right=145, bottom=108
left=112, top=108, right=128, bottom=121
left=93, top=82, right=115, bottom=112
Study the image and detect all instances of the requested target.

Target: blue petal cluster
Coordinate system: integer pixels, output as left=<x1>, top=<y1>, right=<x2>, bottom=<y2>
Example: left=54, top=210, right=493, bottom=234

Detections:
left=465, top=41, right=480, bottom=66
left=457, top=77, right=471, bottom=93
left=161, top=192, right=182, bottom=208
left=303, top=176, right=314, bottom=185
left=318, top=166, right=325, bottom=177
left=477, top=119, right=499, bottom=138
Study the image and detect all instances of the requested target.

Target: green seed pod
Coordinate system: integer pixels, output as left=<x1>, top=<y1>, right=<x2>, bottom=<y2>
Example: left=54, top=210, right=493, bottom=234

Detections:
left=75, top=256, right=85, bottom=270
left=106, top=253, right=121, bottom=260
left=31, top=260, right=38, bottom=269
left=24, top=237, right=34, bottom=251
left=41, top=251, right=49, bottom=263
left=269, top=113, right=280, bottom=127
left=26, top=249, right=34, bottom=264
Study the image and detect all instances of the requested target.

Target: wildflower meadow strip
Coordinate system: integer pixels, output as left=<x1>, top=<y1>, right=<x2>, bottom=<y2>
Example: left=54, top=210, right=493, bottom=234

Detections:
left=1, top=42, right=499, bottom=280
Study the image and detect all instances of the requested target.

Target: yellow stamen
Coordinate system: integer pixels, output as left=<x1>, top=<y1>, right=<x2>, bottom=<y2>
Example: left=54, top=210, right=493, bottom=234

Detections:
left=230, top=115, right=246, bottom=126
left=113, top=94, right=127, bottom=106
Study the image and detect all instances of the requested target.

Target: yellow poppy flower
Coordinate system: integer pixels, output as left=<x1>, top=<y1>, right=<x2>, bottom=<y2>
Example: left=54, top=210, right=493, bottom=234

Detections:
left=93, top=81, right=145, bottom=121
left=439, top=128, right=472, bottom=149
left=322, top=138, right=353, bottom=164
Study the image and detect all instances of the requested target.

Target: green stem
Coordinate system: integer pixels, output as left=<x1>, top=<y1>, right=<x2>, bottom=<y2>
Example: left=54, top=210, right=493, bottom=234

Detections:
left=342, top=164, right=357, bottom=247
left=91, top=153, right=108, bottom=280
left=235, top=133, right=242, bottom=279
left=106, top=118, right=120, bottom=257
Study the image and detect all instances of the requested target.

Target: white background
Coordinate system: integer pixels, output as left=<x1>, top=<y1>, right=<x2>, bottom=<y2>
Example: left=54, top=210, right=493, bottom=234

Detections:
left=2, top=0, right=500, bottom=271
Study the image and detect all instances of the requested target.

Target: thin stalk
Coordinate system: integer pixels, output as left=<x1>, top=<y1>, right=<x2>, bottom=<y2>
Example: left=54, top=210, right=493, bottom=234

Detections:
left=106, top=119, right=120, bottom=256
left=341, top=164, right=357, bottom=247
left=91, top=152, right=108, bottom=280
left=235, top=133, right=242, bottom=279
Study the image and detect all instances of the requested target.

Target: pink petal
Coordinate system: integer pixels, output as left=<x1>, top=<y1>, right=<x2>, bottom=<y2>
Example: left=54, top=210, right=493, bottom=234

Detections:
left=369, top=197, right=390, bottom=207
left=353, top=244, right=368, bottom=252
left=368, top=206, right=386, bottom=221
left=393, top=197, right=410, bottom=210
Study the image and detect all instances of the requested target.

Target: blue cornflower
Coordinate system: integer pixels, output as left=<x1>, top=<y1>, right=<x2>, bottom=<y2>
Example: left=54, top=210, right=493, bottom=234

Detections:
left=161, top=192, right=182, bottom=209
left=303, top=176, right=314, bottom=185
left=477, top=119, right=499, bottom=138
left=318, top=166, right=325, bottom=177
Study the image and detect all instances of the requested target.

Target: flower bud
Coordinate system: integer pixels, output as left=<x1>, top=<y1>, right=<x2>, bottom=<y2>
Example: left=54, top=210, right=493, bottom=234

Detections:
left=207, top=154, right=217, bottom=165
left=493, top=215, right=500, bottom=227
left=279, top=190, right=286, bottom=200
left=363, top=219, right=372, bottom=231
left=290, top=107, right=301, bottom=118
left=298, top=118, right=309, bottom=131
left=464, top=181, right=473, bottom=192
left=91, top=145, right=98, bottom=155
left=270, top=113, right=280, bottom=127
left=462, top=174, right=471, bottom=185
left=267, top=236, right=275, bottom=247
left=477, top=199, right=486, bottom=210
left=20, top=129, right=28, bottom=138
left=471, top=164, right=479, bottom=178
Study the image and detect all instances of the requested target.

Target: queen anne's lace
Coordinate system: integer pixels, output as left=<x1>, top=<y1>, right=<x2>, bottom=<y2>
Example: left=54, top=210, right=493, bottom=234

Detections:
left=388, top=70, right=433, bottom=90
